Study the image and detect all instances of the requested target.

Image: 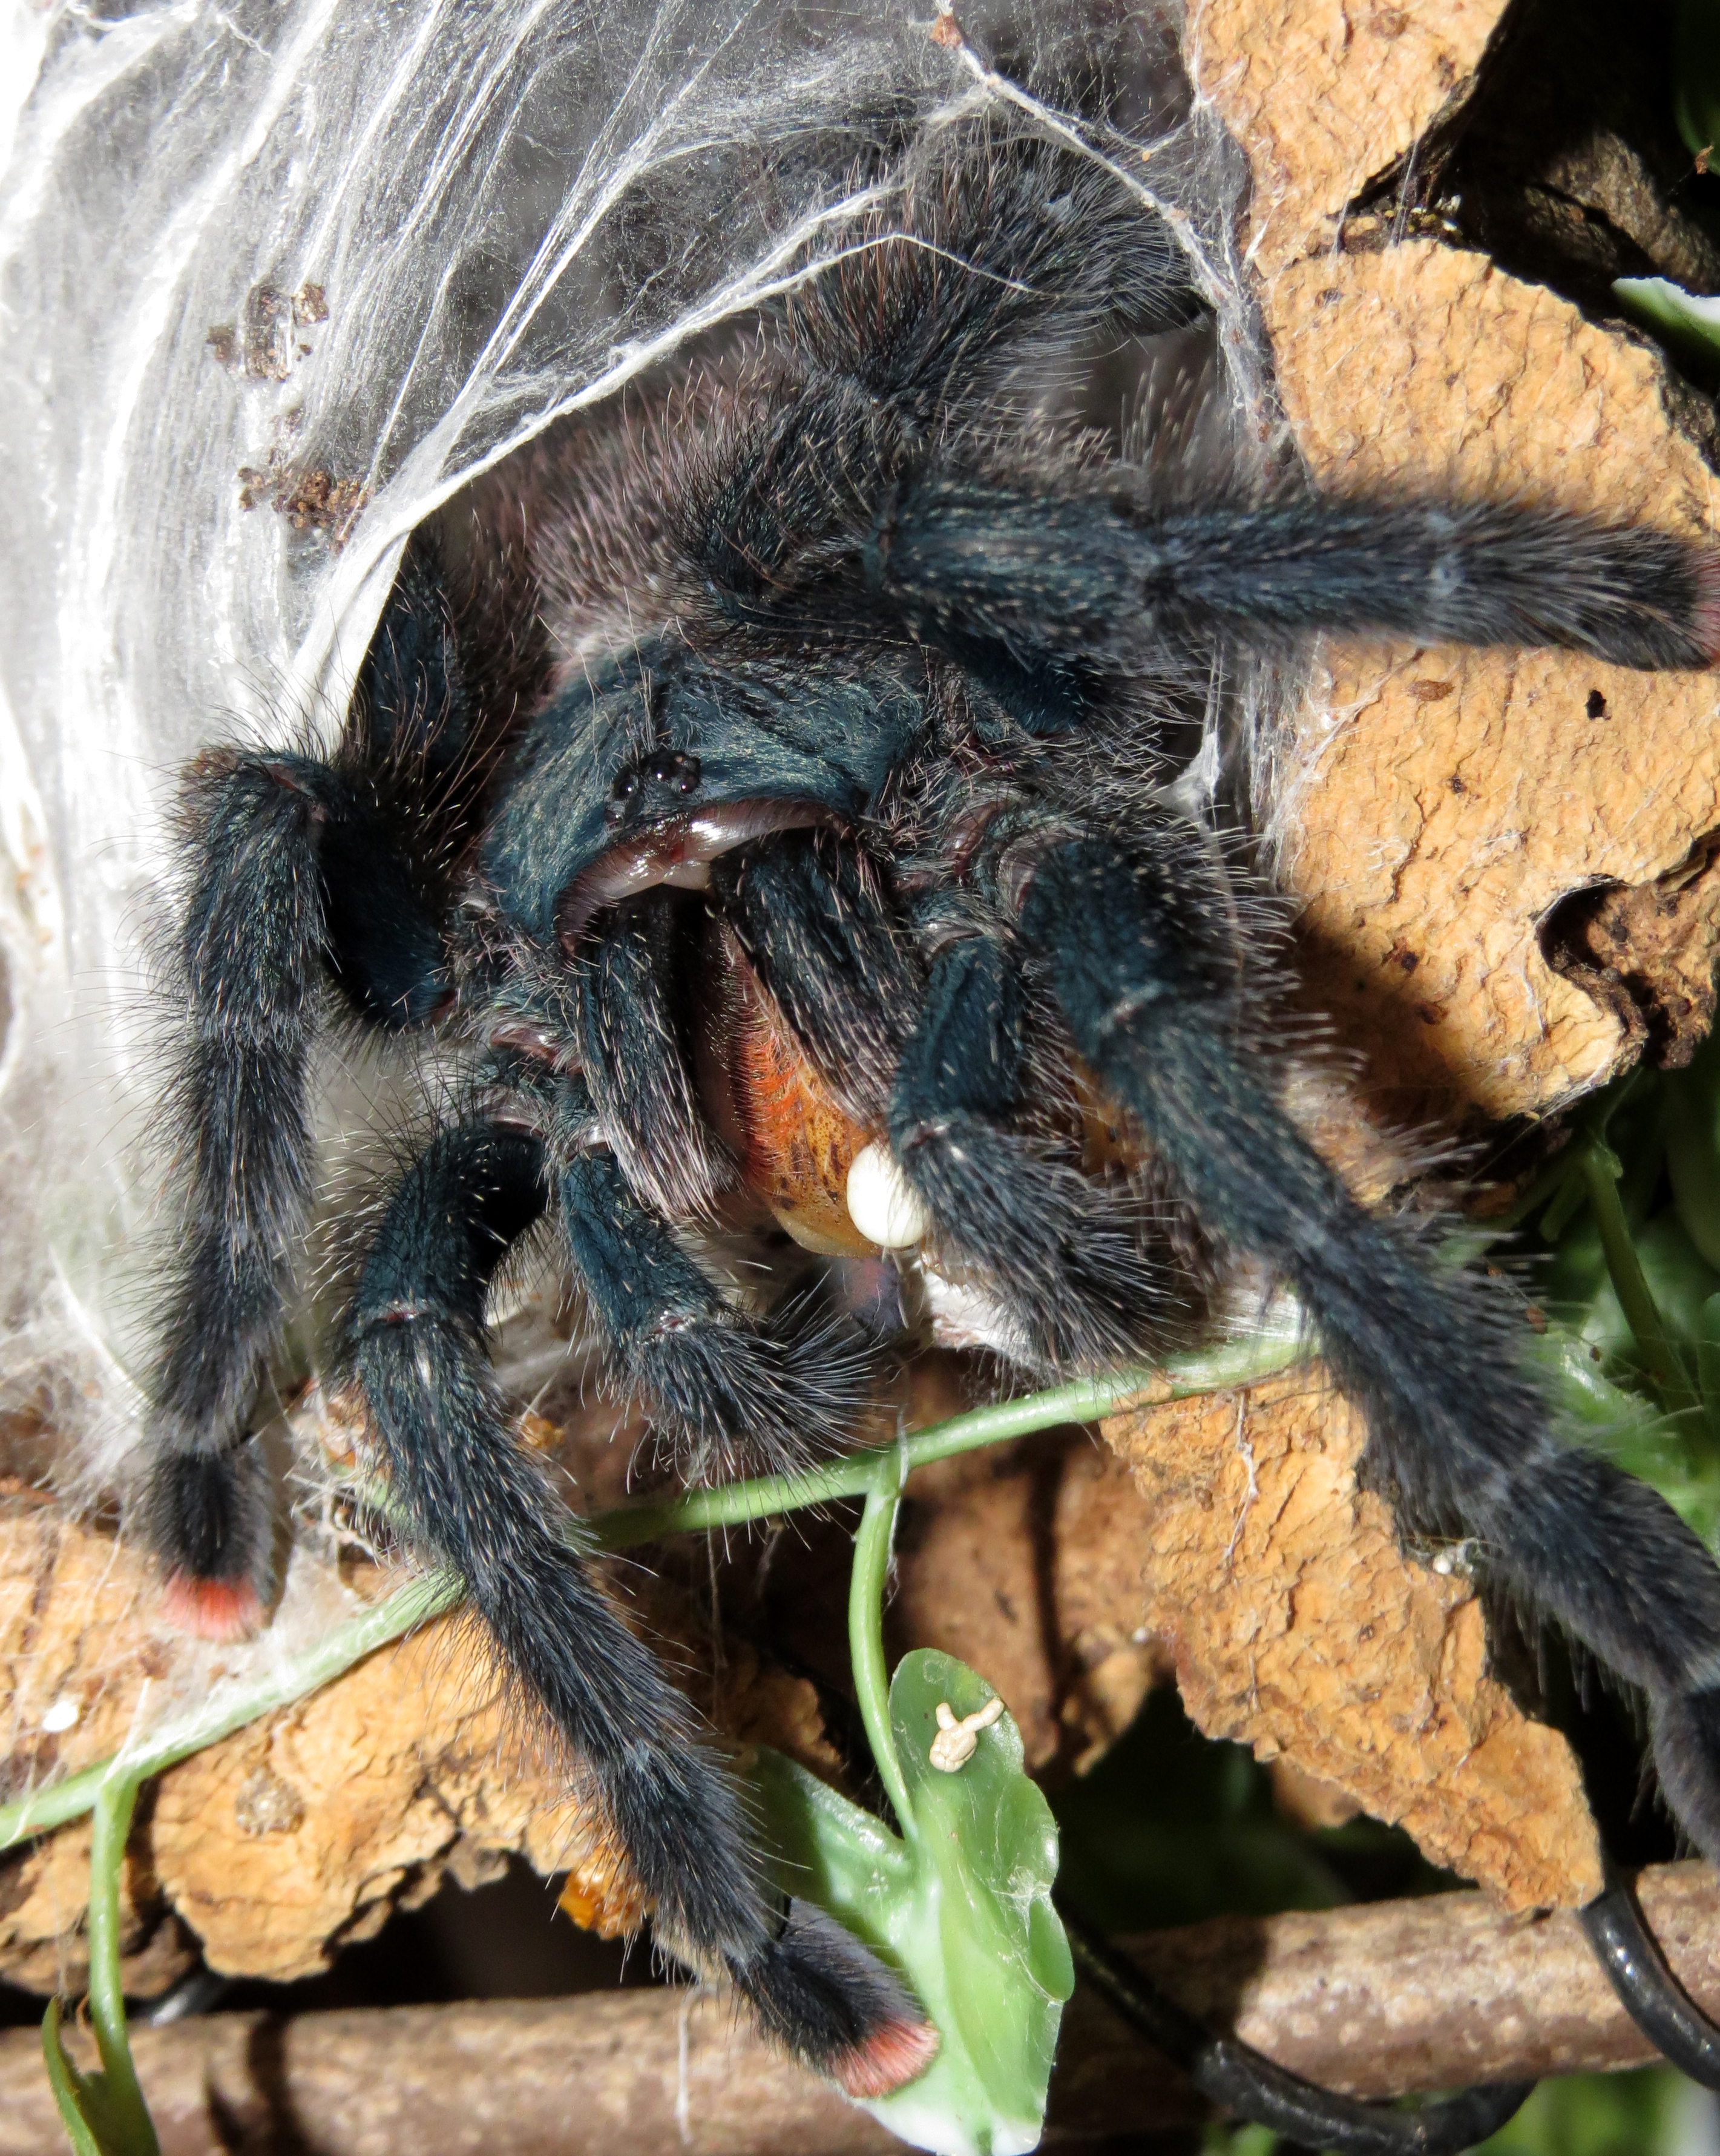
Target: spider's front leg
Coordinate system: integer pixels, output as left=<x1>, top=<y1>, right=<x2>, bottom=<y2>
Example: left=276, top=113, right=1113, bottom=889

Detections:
left=343, top=1097, right=934, bottom=2090
left=887, top=928, right=1177, bottom=1371
left=554, top=1065, right=871, bottom=1480
left=866, top=482, right=1720, bottom=726
left=859, top=456, right=1720, bottom=1827
left=560, top=893, right=878, bottom=1476
left=148, top=550, right=466, bottom=1637
left=709, top=833, right=1169, bottom=1370
left=146, top=751, right=330, bottom=1637
left=709, top=830, right=916, bottom=1125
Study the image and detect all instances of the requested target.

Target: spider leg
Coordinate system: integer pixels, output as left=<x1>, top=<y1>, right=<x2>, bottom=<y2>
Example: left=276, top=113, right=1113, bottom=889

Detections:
left=551, top=1070, right=871, bottom=1481
left=867, top=484, right=1720, bottom=718
left=576, top=888, right=728, bottom=1220
left=695, top=133, right=1204, bottom=614
left=1580, top=1876, right=1720, bottom=2091
left=1006, top=827, right=1720, bottom=1847
left=1005, top=824, right=1720, bottom=2075
left=709, top=836, right=1173, bottom=1367
left=708, top=831, right=917, bottom=1124
left=148, top=550, right=469, bottom=1637
left=887, top=930, right=1173, bottom=1372
left=146, top=754, right=329, bottom=1637
left=344, top=1111, right=933, bottom=2090
left=711, top=836, right=1172, bottom=1362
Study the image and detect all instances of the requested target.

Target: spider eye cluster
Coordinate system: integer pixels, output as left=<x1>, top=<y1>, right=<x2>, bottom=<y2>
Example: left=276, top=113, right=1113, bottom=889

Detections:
left=605, top=748, right=703, bottom=826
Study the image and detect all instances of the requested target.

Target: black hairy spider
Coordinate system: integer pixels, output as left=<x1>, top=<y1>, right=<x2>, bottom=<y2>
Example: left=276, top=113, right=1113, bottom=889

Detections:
left=145, top=117, right=1720, bottom=2116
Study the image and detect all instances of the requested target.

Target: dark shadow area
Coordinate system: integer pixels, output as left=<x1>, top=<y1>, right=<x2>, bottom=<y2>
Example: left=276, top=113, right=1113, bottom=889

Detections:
left=220, top=1855, right=658, bottom=2017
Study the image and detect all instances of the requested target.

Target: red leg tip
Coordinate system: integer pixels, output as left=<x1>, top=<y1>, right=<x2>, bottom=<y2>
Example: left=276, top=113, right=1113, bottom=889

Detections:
left=160, top=1573, right=265, bottom=1643
left=832, top=2015, right=940, bottom=2099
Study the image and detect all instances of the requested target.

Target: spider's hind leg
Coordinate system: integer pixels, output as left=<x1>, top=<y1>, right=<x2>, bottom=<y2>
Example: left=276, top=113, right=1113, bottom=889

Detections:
left=344, top=1106, right=934, bottom=2091
left=147, top=550, right=471, bottom=1636
left=1011, top=821, right=1720, bottom=2082
left=1008, top=826, right=1720, bottom=1847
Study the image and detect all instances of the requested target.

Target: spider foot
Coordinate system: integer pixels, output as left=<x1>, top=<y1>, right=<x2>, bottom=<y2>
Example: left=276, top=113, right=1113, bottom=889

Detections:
left=729, top=1898, right=939, bottom=2098
left=158, top=1570, right=265, bottom=1643
left=630, top=1296, right=880, bottom=1485
left=1580, top=1877, right=1720, bottom=2091
left=1060, top=1902, right=1534, bottom=2155
left=145, top=1445, right=274, bottom=1640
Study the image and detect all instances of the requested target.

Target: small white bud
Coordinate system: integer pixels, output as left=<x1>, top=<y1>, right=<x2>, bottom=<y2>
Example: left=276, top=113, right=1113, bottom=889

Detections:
left=928, top=1694, right=1006, bottom=1772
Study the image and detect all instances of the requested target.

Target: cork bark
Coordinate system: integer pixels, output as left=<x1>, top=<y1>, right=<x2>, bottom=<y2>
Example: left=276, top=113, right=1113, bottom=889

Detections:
left=0, top=1411, right=1175, bottom=1993
left=1191, top=0, right=1720, bottom=1129
left=0, top=1504, right=828, bottom=1991
left=1106, top=1375, right=1604, bottom=1911
left=0, top=1370, right=1601, bottom=1995
left=1267, top=246, right=1720, bottom=1126
left=1189, top=0, right=1505, bottom=278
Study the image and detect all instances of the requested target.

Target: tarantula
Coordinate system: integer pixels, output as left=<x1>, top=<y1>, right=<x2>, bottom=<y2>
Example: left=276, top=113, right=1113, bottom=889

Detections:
left=146, top=118, right=1720, bottom=2123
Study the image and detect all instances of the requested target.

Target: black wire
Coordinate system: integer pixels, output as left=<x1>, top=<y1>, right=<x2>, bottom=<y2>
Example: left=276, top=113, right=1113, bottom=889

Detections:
left=1580, top=1878, right=1720, bottom=2092
left=1061, top=1903, right=1535, bottom=2156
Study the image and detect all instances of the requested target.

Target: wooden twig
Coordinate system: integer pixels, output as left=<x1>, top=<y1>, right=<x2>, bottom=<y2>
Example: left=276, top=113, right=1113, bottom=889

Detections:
left=2, top=1864, right=1716, bottom=2155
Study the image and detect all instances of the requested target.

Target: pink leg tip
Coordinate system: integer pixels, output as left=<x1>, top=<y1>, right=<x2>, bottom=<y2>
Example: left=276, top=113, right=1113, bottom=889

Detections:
left=160, top=1572, right=265, bottom=1643
left=832, top=2015, right=940, bottom=2099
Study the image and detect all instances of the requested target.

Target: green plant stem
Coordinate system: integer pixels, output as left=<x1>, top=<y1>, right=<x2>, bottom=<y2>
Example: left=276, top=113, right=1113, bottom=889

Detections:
left=850, top=1477, right=913, bottom=1838
left=84, top=1776, right=159, bottom=2156
left=1486, top=1073, right=1644, bottom=1240
left=1580, top=1146, right=1703, bottom=1421
left=0, top=1333, right=1302, bottom=1855
left=0, top=1566, right=462, bottom=1850
left=1482, top=1152, right=1586, bottom=1239
left=596, top=1340, right=1300, bottom=1548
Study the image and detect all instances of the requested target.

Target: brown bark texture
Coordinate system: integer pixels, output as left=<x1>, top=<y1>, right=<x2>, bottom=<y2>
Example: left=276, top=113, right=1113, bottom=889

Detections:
left=5, top=1864, right=1719, bottom=2155
left=1105, top=1375, right=1603, bottom=1911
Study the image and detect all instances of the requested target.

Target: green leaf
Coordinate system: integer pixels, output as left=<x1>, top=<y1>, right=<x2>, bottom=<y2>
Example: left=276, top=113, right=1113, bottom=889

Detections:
left=749, top=1648, right=1071, bottom=2156
left=41, top=2001, right=119, bottom=2156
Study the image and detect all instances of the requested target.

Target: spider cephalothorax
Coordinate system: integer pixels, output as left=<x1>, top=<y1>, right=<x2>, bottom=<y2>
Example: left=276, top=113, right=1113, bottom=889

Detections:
left=146, top=118, right=1720, bottom=2102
